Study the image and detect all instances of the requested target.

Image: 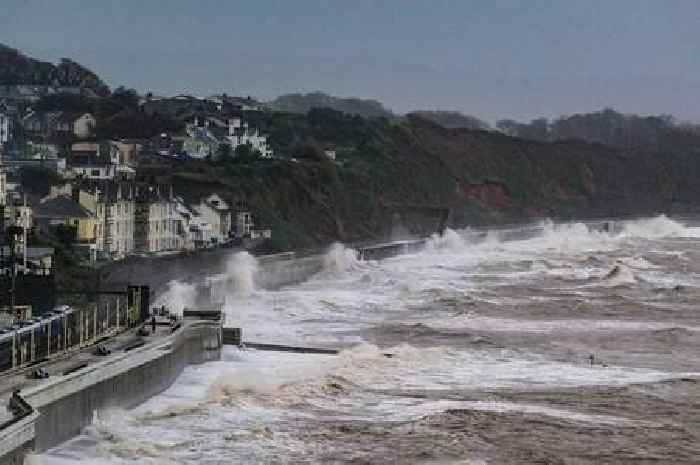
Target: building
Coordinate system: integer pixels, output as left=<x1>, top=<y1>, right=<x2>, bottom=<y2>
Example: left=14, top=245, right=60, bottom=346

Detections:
left=0, top=107, right=12, bottom=145
left=0, top=85, right=100, bottom=106
left=69, top=142, right=120, bottom=180
left=25, top=141, right=60, bottom=160
left=234, top=209, right=253, bottom=239
left=111, top=140, right=142, bottom=166
left=194, top=194, right=231, bottom=245
left=226, top=118, right=272, bottom=158
left=0, top=246, right=54, bottom=275
left=134, top=185, right=179, bottom=253
left=33, top=196, right=96, bottom=244
left=75, top=183, right=136, bottom=260
left=21, top=111, right=95, bottom=140
left=232, top=204, right=271, bottom=242
left=71, top=164, right=116, bottom=180
left=3, top=158, right=67, bottom=176
left=183, top=118, right=220, bottom=159
left=73, top=113, right=96, bottom=139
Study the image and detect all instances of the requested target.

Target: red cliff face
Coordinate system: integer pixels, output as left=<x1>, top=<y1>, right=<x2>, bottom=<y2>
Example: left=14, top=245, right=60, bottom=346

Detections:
left=459, top=180, right=510, bottom=209
left=404, top=115, right=700, bottom=222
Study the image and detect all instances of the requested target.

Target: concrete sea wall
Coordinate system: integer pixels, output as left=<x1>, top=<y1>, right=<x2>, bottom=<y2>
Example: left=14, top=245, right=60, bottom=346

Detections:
left=102, top=240, right=428, bottom=300
left=0, top=318, right=222, bottom=464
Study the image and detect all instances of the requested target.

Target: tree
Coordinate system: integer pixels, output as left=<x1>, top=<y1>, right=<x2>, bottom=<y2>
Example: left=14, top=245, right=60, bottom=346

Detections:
left=234, top=144, right=261, bottom=163
left=496, top=119, right=521, bottom=137
left=110, top=86, right=140, bottom=110
left=217, top=142, right=232, bottom=160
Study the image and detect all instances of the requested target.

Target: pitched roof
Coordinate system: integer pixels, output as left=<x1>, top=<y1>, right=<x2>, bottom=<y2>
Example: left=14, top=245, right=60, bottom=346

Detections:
left=34, top=196, right=93, bottom=219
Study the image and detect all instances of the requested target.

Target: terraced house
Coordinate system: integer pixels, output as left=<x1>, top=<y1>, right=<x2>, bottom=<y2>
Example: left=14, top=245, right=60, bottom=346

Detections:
left=134, top=185, right=180, bottom=253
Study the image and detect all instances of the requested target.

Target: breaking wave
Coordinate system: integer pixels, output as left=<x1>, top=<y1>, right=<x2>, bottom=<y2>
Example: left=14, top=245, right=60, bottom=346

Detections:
left=224, top=251, right=259, bottom=295
left=600, top=263, right=637, bottom=287
left=154, top=280, right=197, bottom=316
left=620, top=215, right=694, bottom=238
left=322, top=243, right=363, bottom=273
left=425, top=228, right=467, bottom=251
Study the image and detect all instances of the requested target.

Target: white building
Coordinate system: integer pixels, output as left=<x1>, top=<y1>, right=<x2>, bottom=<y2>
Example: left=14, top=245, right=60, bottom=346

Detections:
left=195, top=194, right=231, bottom=245
left=0, top=110, right=11, bottom=145
left=226, top=118, right=273, bottom=159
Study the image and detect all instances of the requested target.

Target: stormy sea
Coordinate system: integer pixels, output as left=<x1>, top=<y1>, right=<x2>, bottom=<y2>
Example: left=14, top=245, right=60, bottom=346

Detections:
left=36, top=215, right=700, bottom=464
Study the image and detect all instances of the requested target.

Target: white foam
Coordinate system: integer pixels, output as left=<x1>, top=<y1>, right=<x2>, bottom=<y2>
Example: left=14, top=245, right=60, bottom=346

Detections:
left=422, top=316, right=699, bottom=333
left=322, top=242, right=364, bottom=273
left=153, top=280, right=197, bottom=316
left=620, top=215, right=698, bottom=239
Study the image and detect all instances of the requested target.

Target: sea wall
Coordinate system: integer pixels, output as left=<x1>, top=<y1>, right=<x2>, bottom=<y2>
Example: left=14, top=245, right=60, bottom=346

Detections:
left=103, top=240, right=428, bottom=302
left=0, top=317, right=222, bottom=464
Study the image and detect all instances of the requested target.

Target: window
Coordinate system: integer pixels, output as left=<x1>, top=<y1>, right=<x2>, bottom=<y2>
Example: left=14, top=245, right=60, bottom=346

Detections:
left=91, top=169, right=100, bottom=176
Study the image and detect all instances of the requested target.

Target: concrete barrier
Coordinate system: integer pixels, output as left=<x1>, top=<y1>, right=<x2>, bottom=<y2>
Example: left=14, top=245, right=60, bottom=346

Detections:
left=0, top=312, right=223, bottom=464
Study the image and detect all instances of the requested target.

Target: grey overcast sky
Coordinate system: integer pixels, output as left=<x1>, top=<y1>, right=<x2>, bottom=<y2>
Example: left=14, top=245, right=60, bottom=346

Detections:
left=2, top=0, right=699, bottom=123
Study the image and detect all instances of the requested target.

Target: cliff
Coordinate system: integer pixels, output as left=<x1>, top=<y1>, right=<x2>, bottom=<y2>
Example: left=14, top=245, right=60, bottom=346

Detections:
left=138, top=110, right=700, bottom=253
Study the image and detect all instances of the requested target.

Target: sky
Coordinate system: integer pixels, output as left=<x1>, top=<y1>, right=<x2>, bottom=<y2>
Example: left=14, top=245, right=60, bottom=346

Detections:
left=2, top=0, right=699, bottom=123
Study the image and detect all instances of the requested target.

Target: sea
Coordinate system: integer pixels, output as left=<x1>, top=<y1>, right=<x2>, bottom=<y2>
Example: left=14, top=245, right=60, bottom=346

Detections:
left=34, top=215, right=700, bottom=464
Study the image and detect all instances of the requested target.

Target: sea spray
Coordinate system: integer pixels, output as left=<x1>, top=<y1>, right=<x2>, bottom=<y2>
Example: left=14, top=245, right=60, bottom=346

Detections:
left=425, top=228, right=467, bottom=252
left=323, top=243, right=363, bottom=273
left=154, top=280, right=198, bottom=316
left=620, top=214, right=694, bottom=238
left=225, top=251, right=259, bottom=295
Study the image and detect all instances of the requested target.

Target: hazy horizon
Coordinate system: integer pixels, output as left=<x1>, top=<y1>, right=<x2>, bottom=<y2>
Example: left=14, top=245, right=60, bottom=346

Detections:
left=3, top=0, right=699, bottom=124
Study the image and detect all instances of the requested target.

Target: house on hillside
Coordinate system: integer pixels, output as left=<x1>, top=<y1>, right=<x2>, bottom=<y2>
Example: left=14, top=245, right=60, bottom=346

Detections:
left=226, top=118, right=272, bottom=158
left=68, top=142, right=116, bottom=180
left=68, top=141, right=137, bottom=181
left=182, top=117, right=220, bottom=159
left=21, top=111, right=54, bottom=138
left=72, top=113, right=96, bottom=139
left=111, top=140, right=142, bottom=166
left=0, top=85, right=45, bottom=105
left=21, top=111, right=96, bottom=140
